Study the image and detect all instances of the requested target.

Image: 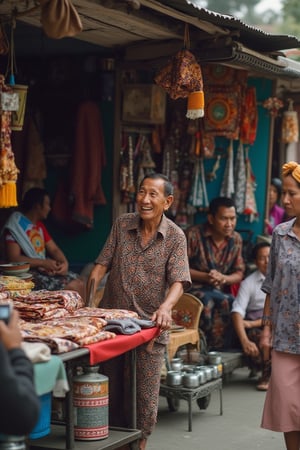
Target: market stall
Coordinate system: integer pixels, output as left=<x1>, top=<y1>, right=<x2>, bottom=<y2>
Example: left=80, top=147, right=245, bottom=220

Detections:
left=31, top=328, right=159, bottom=450
left=0, top=275, right=160, bottom=449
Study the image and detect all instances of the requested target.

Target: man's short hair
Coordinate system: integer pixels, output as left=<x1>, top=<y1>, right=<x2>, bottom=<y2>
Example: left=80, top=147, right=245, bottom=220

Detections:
left=208, top=197, right=236, bottom=216
left=251, top=241, right=271, bottom=261
left=139, top=173, right=173, bottom=196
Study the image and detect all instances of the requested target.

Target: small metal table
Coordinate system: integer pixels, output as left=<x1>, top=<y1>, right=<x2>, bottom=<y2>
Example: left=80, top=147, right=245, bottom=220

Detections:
left=159, top=378, right=223, bottom=432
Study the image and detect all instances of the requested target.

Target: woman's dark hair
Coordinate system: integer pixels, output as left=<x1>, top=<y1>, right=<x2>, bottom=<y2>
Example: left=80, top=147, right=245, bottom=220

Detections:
left=208, top=197, right=236, bottom=216
left=271, top=177, right=282, bottom=198
left=21, top=188, right=49, bottom=213
left=139, top=173, right=174, bottom=196
left=251, top=241, right=271, bottom=261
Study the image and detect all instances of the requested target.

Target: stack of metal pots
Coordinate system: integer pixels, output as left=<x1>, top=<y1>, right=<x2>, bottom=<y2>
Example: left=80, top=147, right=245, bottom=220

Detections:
left=165, top=352, right=222, bottom=389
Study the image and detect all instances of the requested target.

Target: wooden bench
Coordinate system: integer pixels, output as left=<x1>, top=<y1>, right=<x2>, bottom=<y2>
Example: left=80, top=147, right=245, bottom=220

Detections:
left=219, top=351, right=246, bottom=380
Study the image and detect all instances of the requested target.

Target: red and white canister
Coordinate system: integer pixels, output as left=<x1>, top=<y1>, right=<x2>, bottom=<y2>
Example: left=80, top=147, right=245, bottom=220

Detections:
left=73, top=365, right=109, bottom=440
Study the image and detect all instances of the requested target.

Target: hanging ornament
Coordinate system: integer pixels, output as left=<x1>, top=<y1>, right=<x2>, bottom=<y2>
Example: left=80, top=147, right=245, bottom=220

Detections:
left=6, top=16, right=28, bottom=131
left=155, top=25, right=204, bottom=119
left=0, top=74, right=19, bottom=207
left=281, top=98, right=299, bottom=144
left=262, top=97, right=284, bottom=118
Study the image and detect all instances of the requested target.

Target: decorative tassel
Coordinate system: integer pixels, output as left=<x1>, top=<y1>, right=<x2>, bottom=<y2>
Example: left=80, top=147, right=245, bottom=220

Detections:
left=0, top=181, right=18, bottom=208
left=186, top=91, right=205, bottom=119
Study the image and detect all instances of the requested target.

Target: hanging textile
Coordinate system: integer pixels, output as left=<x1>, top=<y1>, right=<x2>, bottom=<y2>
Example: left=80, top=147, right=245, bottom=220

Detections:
left=239, top=87, right=258, bottom=145
left=234, top=141, right=246, bottom=214
left=0, top=74, right=19, bottom=207
left=51, top=101, right=106, bottom=230
left=281, top=99, right=299, bottom=144
left=202, top=64, right=248, bottom=88
left=204, top=87, right=241, bottom=139
left=220, top=140, right=235, bottom=198
left=188, top=158, right=208, bottom=209
left=243, top=148, right=258, bottom=222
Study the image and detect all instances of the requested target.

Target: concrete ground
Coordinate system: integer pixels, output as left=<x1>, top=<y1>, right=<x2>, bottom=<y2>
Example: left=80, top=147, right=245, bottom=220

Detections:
left=147, top=368, right=285, bottom=450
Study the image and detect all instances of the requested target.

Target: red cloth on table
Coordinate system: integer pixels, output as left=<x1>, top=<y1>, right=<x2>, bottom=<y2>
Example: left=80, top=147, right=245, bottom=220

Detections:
left=85, top=327, right=160, bottom=365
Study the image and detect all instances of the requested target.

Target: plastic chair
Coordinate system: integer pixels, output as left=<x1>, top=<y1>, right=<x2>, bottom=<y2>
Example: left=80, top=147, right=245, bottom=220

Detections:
left=168, top=293, right=204, bottom=361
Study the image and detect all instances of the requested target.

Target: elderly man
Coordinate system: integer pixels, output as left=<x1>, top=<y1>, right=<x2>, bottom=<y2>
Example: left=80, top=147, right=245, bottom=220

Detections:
left=87, top=173, right=191, bottom=450
left=185, top=197, right=245, bottom=350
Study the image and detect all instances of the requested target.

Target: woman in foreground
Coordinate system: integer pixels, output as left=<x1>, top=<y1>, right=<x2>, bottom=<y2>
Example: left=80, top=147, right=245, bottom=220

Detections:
left=260, top=161, right=300, bottom=450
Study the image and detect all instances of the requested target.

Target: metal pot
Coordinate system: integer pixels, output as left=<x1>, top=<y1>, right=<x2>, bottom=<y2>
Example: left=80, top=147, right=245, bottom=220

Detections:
left=194, top=368, right=207, bottom=384
left=199, top=366, right=213, bottom=381
left=182, top=372, right=200, bottom=388
left=166, top=371, right=182, bottom=387
left=207, top=351, right=222, bottom=365
left=207, top=365, right=219, bottom=379
left=182, top=365, right=194, bottom=373
left=170, top=358, right=183, bottom=371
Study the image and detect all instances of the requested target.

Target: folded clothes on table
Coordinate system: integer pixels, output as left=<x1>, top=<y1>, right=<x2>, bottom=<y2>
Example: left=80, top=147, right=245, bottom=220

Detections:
left=104, top=318, right=155, bottom=335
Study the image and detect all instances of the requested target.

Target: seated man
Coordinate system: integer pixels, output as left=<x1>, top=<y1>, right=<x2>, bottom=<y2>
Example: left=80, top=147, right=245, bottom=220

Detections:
left=185, top=197, right=245, bottom=350
left=3, top=188, right=86, bottom=301
left=231, top=242, right=271, bottom=391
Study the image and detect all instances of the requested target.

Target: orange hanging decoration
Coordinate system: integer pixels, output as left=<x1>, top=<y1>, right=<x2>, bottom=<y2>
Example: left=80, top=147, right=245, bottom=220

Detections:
left=0, top=74, right=19, bottom=207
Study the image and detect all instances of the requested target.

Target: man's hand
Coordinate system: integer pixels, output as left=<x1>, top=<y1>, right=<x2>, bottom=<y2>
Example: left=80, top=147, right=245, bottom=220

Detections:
left=241, top=337, right=259, bottom=357
left=0, top=309, right=22, bottom=350
left=259, top=327, right=272, bottom=360
left=151, top=305, right=172, bottom=331
left=208, top=269, right=225, bottom=288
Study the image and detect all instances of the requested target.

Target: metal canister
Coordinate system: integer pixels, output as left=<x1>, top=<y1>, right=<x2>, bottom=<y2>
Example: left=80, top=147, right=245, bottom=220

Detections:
left=0, top=435, right=25, bottom=450
left=73, top=365, right=109, bottom=441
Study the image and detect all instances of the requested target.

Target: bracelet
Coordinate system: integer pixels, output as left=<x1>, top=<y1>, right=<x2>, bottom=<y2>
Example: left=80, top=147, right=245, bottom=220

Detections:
left=262, top=315, right=272, bottom=327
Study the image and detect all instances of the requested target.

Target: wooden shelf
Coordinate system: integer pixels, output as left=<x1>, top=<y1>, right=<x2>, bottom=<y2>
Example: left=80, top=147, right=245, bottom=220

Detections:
left=29, top=425, right=141, bottom=450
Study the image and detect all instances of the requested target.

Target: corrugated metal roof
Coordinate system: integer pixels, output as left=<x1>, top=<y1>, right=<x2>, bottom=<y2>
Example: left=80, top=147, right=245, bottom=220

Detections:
left=163, top=0, right=300, bottom=52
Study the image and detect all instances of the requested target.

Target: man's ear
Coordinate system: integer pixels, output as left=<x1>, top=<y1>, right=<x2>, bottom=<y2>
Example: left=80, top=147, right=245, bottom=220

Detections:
left=207, top=213, right=213, bottom=225
left=164, top=195, right=174, bottom=211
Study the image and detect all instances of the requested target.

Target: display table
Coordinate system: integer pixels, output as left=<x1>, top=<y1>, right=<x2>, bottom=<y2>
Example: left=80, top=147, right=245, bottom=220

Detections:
left=29, top=327, right=159, bottom=450
left=160, top=378, right=223, bottom=432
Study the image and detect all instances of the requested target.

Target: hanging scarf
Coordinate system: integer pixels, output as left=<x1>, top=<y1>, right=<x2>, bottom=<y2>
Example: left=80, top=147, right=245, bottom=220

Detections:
left=243, top=148, right=258, bottom=222
left=189, top=158, right=208, bottom=208
left=239, top=87, right=258, bottom=145
left=220, top=140, right=235, bottom=198
left=234, top=141, right=246, bottom=214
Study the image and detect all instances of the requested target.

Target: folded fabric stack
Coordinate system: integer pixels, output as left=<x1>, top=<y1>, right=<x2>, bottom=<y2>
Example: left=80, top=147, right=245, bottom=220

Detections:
left=20, top=315, right=116, bottom=353
left=9, top=289, right=85, bottom=321
left=0, top=275, right=35, bottom=296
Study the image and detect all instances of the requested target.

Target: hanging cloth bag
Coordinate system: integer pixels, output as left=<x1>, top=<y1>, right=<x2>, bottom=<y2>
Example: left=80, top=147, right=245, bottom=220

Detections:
left=40, top=0, right=83, bottom=39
